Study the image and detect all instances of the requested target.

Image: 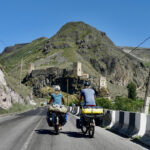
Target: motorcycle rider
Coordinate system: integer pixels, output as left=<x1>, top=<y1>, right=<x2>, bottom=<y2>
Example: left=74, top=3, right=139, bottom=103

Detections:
left=78, top=81, right=96, bottom=107
left=78, top=81, right=96, bottom=128
left=47, top=85, right=67, bottom=129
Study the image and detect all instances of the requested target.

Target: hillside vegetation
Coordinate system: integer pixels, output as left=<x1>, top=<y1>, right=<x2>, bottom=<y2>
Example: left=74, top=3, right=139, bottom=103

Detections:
left=0, top=21, right=149, bottom=98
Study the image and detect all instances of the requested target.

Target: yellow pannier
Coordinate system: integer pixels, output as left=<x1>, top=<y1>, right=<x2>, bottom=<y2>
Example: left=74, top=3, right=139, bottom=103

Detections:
left=81, top=107, right=103, bottom=114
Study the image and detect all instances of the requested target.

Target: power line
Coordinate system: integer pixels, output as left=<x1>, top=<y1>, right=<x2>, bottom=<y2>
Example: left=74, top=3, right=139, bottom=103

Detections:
left=120, top=36, right=150, bottom=60
left=130, top=36, right=150, bottom=53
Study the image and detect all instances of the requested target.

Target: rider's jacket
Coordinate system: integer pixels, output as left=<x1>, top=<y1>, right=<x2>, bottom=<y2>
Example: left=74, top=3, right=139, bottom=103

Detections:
left=51, top=93, right=63, bottom=105
left=80, top=88, right=96, bottom=106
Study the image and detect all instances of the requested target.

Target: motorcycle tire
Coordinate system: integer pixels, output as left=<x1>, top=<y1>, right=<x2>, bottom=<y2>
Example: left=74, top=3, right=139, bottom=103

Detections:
left=81, top=126, right=88, bottom=135
left=88, top=126, right=95, bottom=138
left=54, top=125, right=60, bottom=135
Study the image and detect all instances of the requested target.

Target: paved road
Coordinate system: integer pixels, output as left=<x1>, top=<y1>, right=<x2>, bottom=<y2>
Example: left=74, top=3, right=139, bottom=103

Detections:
left=0, top=107, right=149, bottom=150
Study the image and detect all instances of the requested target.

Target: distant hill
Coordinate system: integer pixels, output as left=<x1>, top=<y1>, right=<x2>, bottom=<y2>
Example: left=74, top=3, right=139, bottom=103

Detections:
left=120, top=47, right=150, bottom=66
left=0, top=21, right=149, bottom=98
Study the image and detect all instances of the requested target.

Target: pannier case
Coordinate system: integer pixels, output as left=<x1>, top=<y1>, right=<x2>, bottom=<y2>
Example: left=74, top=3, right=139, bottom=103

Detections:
left=81, top=107, right=103, bottom=114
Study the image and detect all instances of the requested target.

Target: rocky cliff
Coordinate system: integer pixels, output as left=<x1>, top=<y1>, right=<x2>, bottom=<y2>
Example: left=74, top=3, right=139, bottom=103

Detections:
left=22, top=67, right=91, bottom=97
left=0, top=69, right=34, bottom=109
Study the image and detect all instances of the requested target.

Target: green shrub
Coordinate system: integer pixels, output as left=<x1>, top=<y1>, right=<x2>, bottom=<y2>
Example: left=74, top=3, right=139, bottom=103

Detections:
left=69, top=99, right=78, bottom=106
left=114, top=96, right=144, bottom=112
left=67, top=95, right=146, bottom=113
left=127, top=82, right=136, bottom=100
left=96, top=98, right=112, bottom=109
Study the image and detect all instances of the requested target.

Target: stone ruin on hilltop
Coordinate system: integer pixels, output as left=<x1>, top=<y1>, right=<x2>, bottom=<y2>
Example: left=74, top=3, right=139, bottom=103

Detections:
left=23, top=62, right=110, bottom=99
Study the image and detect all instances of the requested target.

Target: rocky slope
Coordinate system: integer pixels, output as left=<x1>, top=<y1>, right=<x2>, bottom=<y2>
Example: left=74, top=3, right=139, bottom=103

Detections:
left=0, top=69, right=23, bottom=109
left=0, top=67, right=34, bottom=109
left=0, top=22, right=149, bottom=98
left=120, top=47, right=150, bottom=63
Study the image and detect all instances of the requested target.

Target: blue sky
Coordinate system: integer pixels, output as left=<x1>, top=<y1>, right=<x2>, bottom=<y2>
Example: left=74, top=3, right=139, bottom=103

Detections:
left=0, top=0, right=150, bottom=52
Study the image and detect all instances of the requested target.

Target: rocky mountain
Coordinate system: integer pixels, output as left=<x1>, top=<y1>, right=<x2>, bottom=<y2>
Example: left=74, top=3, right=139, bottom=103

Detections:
left=0, top=21, right=149, bottom=98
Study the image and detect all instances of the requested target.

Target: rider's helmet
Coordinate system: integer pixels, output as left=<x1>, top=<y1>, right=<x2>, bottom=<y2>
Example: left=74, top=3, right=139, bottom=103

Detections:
left=54, top=85, right=61, bottom=91
left=84, top=81, right=90, bottom=87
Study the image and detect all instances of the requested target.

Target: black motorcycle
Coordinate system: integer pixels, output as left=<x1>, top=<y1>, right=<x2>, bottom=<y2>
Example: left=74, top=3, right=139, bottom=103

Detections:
left=76, top=106, right=103, bottom=138
left=47, top=111, right=66, bottom=134
left=78, top=114, right=102, bottom=138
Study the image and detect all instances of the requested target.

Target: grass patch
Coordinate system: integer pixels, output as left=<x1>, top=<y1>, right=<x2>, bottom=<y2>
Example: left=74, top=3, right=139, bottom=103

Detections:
left=0, top=103, right=35, bottom=115
left=144, top=62, right=150, bottom=67
left=0, top=37, right=47, bottom=73
left=105, top=126, right=111, bottom=130
left=5, top=74, right=31, bottom=100
left=132, top=136, right=142, bottom=140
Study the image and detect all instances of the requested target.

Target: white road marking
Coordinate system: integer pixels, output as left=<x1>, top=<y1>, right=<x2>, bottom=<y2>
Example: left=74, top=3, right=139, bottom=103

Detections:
left=21, top=117, right=43, bottom=150
left=69, top=113, right=79, bottom=119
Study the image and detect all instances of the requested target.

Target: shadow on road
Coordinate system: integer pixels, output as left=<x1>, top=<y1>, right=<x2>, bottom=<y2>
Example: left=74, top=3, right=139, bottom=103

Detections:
left=61, top=131, right=89, bottom=138
left=131, top=139, right=150, bottom=149
left=35, top=129, right=56, bottom=135
left=107, top=129, right=150, bottom=149
left=35, top=129, right=88, bottom=138
left=106, top=129, right=128, bottom=138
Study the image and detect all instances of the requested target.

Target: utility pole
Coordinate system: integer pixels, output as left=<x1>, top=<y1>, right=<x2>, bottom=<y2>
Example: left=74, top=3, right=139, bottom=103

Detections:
left=99, top=76, right=101, bottom=96
left=20, top=58, right=23, bottom=88
left=99, top=76, right=101, bottom=89
left=67, top=78, right=69, bottom=105
left=144, top=70, right=150, bottom=114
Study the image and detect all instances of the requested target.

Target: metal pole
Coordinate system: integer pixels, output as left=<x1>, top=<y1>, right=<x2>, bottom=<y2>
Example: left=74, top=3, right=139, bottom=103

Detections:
left=67, top=78, right=69, bottom=105
left=20, top=58, right=23, bottom=88
left=143, top=69, right=150, bottom=114
left=99, top=76, right=101, bottom=89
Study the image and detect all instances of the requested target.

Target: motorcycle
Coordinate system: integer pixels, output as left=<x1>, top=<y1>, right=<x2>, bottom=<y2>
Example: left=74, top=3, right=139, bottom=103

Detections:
left=47, top=105, right=67, bottom=134
left=52, top=112, right=65, bottom=134
left=76, top=106, right=103, bottom=138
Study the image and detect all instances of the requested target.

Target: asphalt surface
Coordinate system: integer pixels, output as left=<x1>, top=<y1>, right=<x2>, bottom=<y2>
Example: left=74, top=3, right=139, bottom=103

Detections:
left=0, top=107, right=149, bottom=150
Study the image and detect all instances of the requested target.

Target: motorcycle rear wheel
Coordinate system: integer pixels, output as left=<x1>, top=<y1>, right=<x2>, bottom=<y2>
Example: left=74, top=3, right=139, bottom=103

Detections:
left=89, top=126, right=95, bottom=138
left=81, top=126, right=88, bottom=135
left=54, top=125, right=60, bottom=135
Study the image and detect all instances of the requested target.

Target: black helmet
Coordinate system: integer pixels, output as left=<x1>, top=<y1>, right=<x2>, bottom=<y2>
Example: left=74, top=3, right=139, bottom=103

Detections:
left=84, top=81, right=90, bottom=87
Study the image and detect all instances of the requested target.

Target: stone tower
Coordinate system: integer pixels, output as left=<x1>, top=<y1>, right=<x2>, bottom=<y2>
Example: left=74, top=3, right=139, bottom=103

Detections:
left=73, top=62, right=82, bottom=76
left=99, top=76, right=107, bottom=89
left=28, top=63, right=35, bottom=74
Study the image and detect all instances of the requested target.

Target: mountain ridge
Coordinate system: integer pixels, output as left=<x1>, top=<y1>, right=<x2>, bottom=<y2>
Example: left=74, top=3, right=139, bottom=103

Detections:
left=0, top=21, right=148, bottom=98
